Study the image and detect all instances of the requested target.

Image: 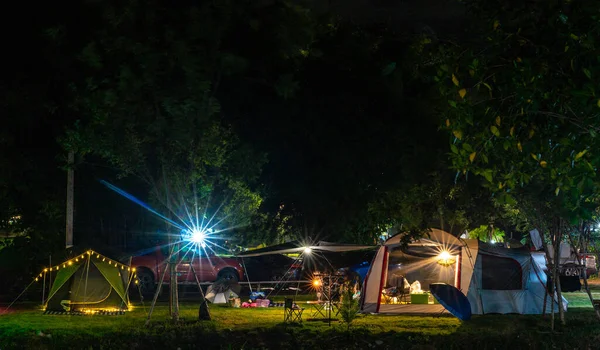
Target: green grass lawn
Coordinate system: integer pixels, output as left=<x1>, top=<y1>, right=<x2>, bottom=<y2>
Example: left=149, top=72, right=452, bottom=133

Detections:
left=1, top=291, right=599, bottom=350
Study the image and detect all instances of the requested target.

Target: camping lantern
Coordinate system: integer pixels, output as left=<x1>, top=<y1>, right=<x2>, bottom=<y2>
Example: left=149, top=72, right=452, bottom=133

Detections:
left=437, top=251, right=456, bottom=266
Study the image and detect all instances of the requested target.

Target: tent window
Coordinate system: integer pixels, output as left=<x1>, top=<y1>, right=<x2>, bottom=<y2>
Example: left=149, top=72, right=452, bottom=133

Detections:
left=481, top=254, right=523, bottom=290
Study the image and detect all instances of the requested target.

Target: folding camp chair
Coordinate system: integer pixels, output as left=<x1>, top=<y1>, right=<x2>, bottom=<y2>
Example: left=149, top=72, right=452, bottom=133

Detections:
left=284, top=298, right=304, bottom=322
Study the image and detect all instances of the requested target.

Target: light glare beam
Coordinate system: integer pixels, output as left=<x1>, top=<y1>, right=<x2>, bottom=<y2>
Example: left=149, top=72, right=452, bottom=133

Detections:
left=100, top=180, right=185, bottom=231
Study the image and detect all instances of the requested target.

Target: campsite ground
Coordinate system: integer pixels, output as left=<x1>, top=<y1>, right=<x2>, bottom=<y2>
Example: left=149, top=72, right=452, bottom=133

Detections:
left=1, top=286, right=600, bottom=350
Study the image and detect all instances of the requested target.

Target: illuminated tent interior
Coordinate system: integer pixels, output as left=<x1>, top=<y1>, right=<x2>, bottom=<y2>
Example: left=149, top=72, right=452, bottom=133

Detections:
left=361, top=229, right=568, bottom=315
left=43, top=250, right=133, bottom=314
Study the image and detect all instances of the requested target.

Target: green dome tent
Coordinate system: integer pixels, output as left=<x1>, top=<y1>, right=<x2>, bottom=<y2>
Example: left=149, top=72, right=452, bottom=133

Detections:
left=44, top=250, right=133, bottom=315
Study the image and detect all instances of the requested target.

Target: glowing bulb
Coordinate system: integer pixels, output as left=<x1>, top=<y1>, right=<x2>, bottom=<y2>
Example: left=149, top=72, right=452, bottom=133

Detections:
left=190, top=229, right=206, bottom=244
left=439, top=251, right=452, bottom=260
left=437, top=250, right=455, bottom=266
left=68, top=261, right=72, bottom=265
left=304, top=247, right=312, bottom=254
left=312, top=279, right=321, bottom=287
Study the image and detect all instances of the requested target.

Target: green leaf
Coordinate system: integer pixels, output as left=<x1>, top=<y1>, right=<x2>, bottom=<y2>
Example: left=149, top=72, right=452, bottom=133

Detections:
left=575, top=150, right=587, bottom=160
left=452, top=74, right=459, bottom=87
left=483, top=169, right=493, bottom=183
left=490, top=126, right=500, bottom=137
left=381, top=62, right=397, bottom=76
left=469, top=152, right=477, bottom=163
left=462, top=143, right=473, bottom=152
left=583, top=68, right=592, bottom=79
left=448, top=100, right=457, bottom=108
left=451, top=144, right=459, bottom=154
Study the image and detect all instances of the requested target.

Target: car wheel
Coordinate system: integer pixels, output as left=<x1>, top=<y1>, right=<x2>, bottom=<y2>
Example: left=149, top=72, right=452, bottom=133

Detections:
left=218, top=269, right=239, bottom=282
left=136, top=269, right=156, bottom=296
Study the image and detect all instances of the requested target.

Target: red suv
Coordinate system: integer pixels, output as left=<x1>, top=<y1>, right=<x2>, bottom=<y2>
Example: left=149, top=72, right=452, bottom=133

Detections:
left=131, top=247, right=244, bottom=295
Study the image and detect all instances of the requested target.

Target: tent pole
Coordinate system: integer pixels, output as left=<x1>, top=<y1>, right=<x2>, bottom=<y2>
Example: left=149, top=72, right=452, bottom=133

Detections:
left=121, top=256, right=134, bottom=311
left=145, top=260, right=170, bottom=326
left=84, top=251, right=91, bottom=302
left=42, top=271, right=46, bottom=306
left=48, top=255, right=52, bottom=300
left=328, top=274, right=332, bottom=326
left=240, top=257, right=252, bottom=293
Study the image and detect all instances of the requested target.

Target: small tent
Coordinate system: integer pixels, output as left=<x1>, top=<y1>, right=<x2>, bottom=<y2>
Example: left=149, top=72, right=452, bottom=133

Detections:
left=361, top=229, right=567, bottom=315
left=205, top=280, right=241, bottom=304
left=44, top=250, right=132, bottom=314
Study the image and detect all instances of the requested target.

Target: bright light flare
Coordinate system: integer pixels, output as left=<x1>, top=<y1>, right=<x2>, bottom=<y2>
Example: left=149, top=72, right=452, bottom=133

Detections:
left=190, top=230, right=206, bottom=244
left=312, top=278, right=321, bottom=287
left=182, top=227, right=214, bottom=248
left=437, top=250, right=456, bottom=266
left=303, top=247, right=312, bottom=254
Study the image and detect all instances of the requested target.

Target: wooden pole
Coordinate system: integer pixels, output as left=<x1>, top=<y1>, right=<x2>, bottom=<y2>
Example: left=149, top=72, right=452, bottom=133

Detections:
left=145, top=261, right=170, bottom=326
left=65, top=151, right=74, bottom=248
left=189, top=263, right=211, bottom=320
left=169, top=242, right=180, bottom=322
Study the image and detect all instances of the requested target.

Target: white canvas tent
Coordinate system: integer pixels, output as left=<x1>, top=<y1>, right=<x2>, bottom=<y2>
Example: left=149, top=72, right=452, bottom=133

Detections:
left=205, top=281, right=241, bottom=304
left=361, top=229, right=567, bottom=315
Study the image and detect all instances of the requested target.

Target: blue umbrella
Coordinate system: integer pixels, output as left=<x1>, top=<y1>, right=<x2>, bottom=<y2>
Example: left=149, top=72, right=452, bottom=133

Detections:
left=429, top=283, right=472, bottom=321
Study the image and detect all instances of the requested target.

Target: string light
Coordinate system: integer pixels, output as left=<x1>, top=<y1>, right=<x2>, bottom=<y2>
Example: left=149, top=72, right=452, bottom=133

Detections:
left=97, top=254, right=100, bottom=259
left=68, top=261, right=73, bottom=266
left=44, top=268, right=48, bottom=272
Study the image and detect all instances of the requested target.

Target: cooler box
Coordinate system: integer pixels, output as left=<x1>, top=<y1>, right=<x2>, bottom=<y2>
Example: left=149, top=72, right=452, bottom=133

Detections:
left=410, top=293, right=429, bottom=304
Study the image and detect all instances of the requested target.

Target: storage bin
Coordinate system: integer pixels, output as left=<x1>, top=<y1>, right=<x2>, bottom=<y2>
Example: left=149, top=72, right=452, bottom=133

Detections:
left=410, top=293, right=429, bottom=304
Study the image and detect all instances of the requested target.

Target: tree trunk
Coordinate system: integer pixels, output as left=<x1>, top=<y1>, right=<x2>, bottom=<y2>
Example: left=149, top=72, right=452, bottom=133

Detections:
left=65, top=151, right=75, bottom=248
left=553, top=219, right=566, bottom=326
left=169, top=242, right=180, bottom=322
